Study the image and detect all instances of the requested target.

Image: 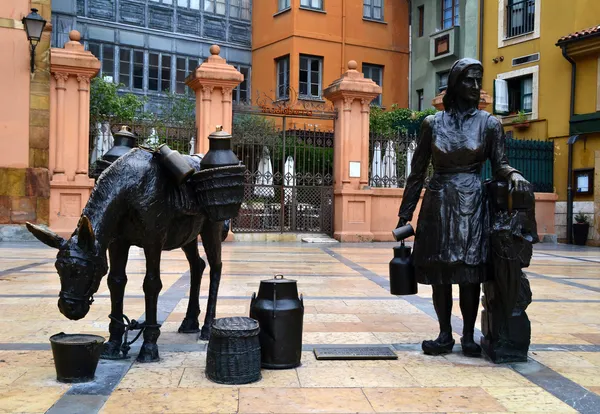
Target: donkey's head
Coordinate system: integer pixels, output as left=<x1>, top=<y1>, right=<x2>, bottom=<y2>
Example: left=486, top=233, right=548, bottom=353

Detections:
left=26, top=216, right=108, bottom=320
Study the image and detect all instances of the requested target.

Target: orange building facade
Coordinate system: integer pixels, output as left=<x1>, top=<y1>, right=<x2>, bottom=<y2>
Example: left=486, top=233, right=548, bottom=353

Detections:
left=250, top=0, right=409, bottom=117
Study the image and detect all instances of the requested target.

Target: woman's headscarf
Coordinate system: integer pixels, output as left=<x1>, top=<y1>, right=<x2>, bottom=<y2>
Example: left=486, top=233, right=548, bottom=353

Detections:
left=442, top=58, right=484, bottom=111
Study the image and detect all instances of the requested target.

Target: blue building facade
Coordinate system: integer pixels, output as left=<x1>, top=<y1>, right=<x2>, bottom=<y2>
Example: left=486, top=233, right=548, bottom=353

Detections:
left=51, top=0, right=252, bottom=110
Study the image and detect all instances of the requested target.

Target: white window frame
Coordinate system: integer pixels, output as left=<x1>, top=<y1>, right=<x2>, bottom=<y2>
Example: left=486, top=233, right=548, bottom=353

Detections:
left=498, top=0, right=540, bottom=49
left=496, top=65, right=539, bottom=121
left=300, top=0, right=323, bottom=11
left=299, top=54, right=323, bottom=100
left=363, top=63, right=383, bottom=106
left=276, top=55, right=290, bottom=99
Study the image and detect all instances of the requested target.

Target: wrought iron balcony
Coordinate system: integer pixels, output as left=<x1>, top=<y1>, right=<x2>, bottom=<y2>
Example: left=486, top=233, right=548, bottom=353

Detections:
left=506, top=0, right=535, bottom=39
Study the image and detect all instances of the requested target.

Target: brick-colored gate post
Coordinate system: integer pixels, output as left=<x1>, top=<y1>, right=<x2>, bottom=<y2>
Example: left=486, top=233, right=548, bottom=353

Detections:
left=186, top=45, right=243, bottom=155
left=49, top=30, right=100, bottom=236
left=323, top=61, right=381, bottom=242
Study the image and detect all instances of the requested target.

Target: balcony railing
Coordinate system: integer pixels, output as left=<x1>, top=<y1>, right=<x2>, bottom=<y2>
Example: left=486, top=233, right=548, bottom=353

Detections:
left=506, top=0, right=535, bottom=39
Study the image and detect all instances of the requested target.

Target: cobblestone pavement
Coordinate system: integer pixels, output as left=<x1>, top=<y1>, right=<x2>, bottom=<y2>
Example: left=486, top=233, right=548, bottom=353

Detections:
left=0, top=241, right=599, bottom=413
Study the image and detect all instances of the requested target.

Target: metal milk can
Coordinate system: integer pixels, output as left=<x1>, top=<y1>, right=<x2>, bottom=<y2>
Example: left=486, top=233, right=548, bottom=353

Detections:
left=200, top=126, right=240, bottom=170
left=389, top=224, right=418, bottom=295
left=250, top=275, right=303, bottom=369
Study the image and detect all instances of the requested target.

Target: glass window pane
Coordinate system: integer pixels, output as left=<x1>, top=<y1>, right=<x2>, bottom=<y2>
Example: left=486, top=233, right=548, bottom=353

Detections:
left=230, top=5, right=240, bottom=18
left=363, top=5, right=371, bottom=17
left=191, top=0, right=200, bottom=9
left=373, top=7, right=381, bottom=19
left=312, top=0, right=321, bottom=8
left=310, top=59, right=319, bottom=71
left=119, top=49, right=131, bottom=88
left=204, top=0, right=213, bottom=12
left=300, top=0, right=309, bottom=5
left=149, top=53, right=159, bottom=91
left=311, top=84, right=319, bottom=97
left=178, top=0, right=187, bottom=7
left=161, top=55, right=171, bottom=92
left=89, top=43, right=100, bottom=59
left=299, top=82, right=308, bottom=95
left=300, top=57, right=308, bottom=70
left=133, top=51, right=144, bottom=89
left=103, top=45, right=114, bottom=78
left=163, top=0, right=172, bottom=4
left=374, top=0, right=382, bottom=6
left=216, top=0, right=225, bottom=14
left=299, top=70, right=308, bottom=83
left=177, top=57, right=186, bottom=70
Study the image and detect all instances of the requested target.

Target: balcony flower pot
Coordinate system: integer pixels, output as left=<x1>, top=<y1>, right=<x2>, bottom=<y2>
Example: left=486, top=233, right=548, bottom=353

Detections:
left=573, top=222, right=590, bottom=245
left=512, top=122, right=530, bottom=130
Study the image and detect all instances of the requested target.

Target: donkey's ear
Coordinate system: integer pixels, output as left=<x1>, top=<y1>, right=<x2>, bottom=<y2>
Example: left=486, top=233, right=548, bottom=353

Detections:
left=77, top=215, right=96, bottom=252
left=26, top=222, right=65, bottom=249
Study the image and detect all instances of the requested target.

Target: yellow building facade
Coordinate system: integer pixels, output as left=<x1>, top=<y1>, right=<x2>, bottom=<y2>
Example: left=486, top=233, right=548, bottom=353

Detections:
left=481, top=0, right=600, bottom=243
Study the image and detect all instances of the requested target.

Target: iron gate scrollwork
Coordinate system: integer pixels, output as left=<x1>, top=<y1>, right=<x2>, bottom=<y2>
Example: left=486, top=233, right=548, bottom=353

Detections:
left=231, top=95, right=336, bottom=235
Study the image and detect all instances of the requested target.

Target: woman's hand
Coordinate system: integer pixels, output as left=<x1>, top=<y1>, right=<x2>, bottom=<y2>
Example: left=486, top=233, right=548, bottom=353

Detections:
left=510, top=172, right=530, bottom=193
left=396, top=217, right=407, bottom=229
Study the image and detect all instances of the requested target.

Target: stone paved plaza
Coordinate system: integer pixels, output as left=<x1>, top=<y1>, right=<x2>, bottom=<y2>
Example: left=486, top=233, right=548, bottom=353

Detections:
left=0, top=241, right=600, bottom=413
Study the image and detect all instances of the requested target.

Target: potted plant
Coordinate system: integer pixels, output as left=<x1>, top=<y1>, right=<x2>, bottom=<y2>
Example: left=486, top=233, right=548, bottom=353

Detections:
left=573, top=212, right=590, bottom=245
left=511, top=110, right=530, bottom=129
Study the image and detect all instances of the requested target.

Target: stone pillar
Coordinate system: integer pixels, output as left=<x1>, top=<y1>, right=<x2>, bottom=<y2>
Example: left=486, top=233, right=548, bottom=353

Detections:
left=49, top=30, right=100, bottom=235
left=323, top=61, right=381, bottom=242
left=186, top=45, right=243, bottom=155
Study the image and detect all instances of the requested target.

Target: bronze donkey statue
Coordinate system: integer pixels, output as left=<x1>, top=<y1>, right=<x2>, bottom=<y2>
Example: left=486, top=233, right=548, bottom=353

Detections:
left=27, top=148, right=234, bottom=362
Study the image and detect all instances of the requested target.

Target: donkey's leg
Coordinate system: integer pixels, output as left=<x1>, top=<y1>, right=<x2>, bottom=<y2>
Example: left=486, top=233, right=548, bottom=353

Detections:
left=199, top=221, right=223, bottom=340
left=102, top=240, right=130, bottom=359
left=138, top=243, right=163, bottom=363
left=178, top=240, right=206, bottom=333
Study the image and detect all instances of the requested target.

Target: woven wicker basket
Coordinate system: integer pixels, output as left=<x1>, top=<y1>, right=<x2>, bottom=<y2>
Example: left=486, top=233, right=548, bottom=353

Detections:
left=205, top=317, right=261, bottom=385
left=190, top=164, right=245, bottom=222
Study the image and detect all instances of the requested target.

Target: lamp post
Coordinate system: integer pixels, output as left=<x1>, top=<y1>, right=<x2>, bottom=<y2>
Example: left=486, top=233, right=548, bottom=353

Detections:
left=22, top=8, right=47, bottom=73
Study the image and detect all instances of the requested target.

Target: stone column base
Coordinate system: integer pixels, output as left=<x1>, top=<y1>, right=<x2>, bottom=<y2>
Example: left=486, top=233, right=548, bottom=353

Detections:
left=49, top=178, right=94, bottom=237
left=333, top=189, right=374, bottom=242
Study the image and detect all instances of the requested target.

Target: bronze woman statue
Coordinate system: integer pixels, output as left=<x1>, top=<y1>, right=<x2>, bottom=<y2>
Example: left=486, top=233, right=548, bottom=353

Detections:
left=396, top=58, right=530, bottom=357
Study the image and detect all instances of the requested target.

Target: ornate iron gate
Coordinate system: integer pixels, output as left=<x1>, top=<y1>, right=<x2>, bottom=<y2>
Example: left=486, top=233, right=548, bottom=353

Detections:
left=231, top=101, right=336, bottom=234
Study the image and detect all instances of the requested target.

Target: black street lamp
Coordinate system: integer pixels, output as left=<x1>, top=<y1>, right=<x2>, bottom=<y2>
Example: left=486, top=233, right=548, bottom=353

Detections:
left=22, top=8, right=47, bottom=73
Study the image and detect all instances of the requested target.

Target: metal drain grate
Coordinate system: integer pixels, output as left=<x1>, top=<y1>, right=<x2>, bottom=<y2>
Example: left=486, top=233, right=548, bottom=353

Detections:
left=313, top=346, right=398, bottom=360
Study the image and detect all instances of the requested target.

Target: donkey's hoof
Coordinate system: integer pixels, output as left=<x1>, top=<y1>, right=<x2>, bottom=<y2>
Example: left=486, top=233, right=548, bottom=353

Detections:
left=199, top=325, right=211, bottom=341
left=178, top=318, right=200, bottom=333
left=101, top=340, right=123, bottom=360
left=137, top=342, right=160, bottom=363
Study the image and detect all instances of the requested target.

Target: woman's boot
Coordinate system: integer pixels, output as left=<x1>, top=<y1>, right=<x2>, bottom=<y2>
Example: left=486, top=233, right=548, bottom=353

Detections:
left=459, top=283, right=482, bottom=357
left=422, top=284, right=455, bottom=355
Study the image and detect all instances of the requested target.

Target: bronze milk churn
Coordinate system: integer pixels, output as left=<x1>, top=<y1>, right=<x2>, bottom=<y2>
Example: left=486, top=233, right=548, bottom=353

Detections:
left=200, top=126, right=240, bottom=170
left=250, top=275, right=303, bottom=369
left=103, top=125, right=137, bottom=163
left=389, top=224, right=418, bottom=295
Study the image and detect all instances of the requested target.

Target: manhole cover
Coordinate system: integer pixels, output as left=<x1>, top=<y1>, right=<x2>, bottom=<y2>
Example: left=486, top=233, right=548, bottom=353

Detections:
left=313, top=347, right=398, bottom=360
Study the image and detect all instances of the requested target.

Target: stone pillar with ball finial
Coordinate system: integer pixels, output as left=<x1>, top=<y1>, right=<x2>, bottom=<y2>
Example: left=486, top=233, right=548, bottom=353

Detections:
left=323, top=60, right=382, bottom=242
left=186, top=45, right=244, bottom=155
left=48, top=30, right=100, bottom=236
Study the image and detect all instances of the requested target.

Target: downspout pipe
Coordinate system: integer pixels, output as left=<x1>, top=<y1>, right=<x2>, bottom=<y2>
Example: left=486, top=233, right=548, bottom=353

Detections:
left=407, top=0, right=412, bottom=108
left=561, top=45, right=577, bottom=244
left=478, top=0, right=484, bottom=62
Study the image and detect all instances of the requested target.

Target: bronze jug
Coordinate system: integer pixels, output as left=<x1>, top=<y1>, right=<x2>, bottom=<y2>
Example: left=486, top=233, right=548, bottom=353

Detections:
left=200, top=126, right=240, bottom=170
left=157, top=144, right=195, bottom=185
left=250, top=275, right=303, bottom=369
left=389, top=243, right=417, bottom=295
left=103, top=125, right=136, bottom=163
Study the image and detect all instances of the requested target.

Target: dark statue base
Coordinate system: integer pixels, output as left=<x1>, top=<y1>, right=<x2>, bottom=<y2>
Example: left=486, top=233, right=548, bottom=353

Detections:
left=480, top=308, right=531, bottom=363
left=480, top=181, right=537, bottom=364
